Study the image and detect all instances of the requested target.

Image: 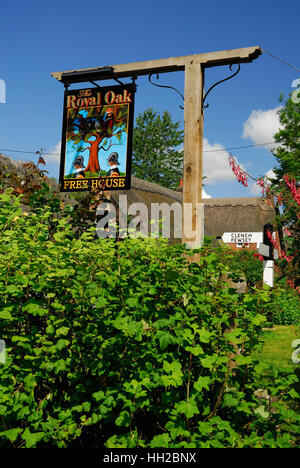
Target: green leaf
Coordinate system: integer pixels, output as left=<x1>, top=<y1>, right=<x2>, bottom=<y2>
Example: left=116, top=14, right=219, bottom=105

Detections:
left=176, top=399, right=199, bottom=419
left=55, top=326, right=69, bottom=337
left=112, top=317, right=143, bottom=340
left=252, top=314, right=266, bottom=326
left=182, top=292, right=191, bottom=306
left=24, top=373, right=37, bottom=390
left=210, top=439, right=225, bottom=448
left=95, top=296, right=108, bottom=308
left=153, top=318, right=173, bottom=329
left=11, top=335, right=30, bottom=343
left=237, top=401, right=253, bottom=416
left=23, top=302, right=47, bottom=317
left=156, top=331, right=176, bottom=350
left=92, top=391, right=105, bottom=402
left=149, top=433, right=171, bottom=448
left=56, top=339, right=69, bottom=351
left=199, top=328, right=212, bottom=343
left=54, top=359, right=67, bottom=374
left=21, top=428, right=45, bottom=448
left=224, top=328, right=244, bottom=344
left=6, top=285, right=21, bottom=296
left=200, top=355, right=218, bottom=369
left=254, top=405, right=270, bottom=419
left=235, top=355, right=253, bottom=366
left=0, top=192, right=13, bottom=202
left=194, top=376, right=211, bottom=392
left=0, top=428, right=22, bottom=442
left=165, top=421, right=191, bottom=440
left=162, top=360, right=183, bottom=387
left=223, top=393, right=239, bottom=408
left=288, top=389, right=300, bottom=399
left=115, top=411, right=130, bottom=427
left=0, top=306, right=14, bottom=320
left=198, top=421, right=213, bottom=436
left=125, top=297, right=139, bottom=308
left=186, top=344, right=204, bottom=356
left=82, top=401, right=91, bottom=412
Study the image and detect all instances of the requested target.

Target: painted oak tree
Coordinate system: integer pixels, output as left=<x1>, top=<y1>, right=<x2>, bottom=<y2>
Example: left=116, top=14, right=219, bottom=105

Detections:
left=67, top=105, right=128, bottom=174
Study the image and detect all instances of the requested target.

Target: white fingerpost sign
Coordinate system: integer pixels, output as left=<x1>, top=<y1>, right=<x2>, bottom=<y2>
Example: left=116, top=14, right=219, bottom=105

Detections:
left=222, top=225, right=278, bottom=288
left=222, top=232, right=263, bottom=247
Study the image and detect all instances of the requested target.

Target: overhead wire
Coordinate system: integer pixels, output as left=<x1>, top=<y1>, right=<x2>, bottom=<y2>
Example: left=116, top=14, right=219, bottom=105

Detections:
left=262, top=48, right=300, bottom=73
left=0, top=148, right=55, bottom=156
left=0, top=141, right=276, bottom=158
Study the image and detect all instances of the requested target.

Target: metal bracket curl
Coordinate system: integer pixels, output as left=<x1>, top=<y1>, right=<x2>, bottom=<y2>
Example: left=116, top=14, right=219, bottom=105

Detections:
left=148, top=73, right=184, bottom=109
left=203, top=63, right=241, bottom=110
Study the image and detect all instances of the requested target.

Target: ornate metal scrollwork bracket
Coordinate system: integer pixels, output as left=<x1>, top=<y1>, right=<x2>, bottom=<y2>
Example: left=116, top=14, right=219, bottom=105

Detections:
left=202, top=63, right=241, bottom=111
left=148, top=73, right=184, bottom=109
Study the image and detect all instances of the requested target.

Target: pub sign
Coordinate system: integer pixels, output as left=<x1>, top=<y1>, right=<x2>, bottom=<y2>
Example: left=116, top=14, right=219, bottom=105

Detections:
left=59, top=84, right=135, bottom=192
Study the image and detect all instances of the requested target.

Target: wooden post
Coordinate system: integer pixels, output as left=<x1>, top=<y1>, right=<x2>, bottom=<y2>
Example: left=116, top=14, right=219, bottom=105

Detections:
left=182, top=63, right=204, bottom=249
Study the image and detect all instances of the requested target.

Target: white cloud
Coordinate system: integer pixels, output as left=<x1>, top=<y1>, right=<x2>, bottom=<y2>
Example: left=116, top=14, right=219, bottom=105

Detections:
left=202, top=188, right=211, bottom=199
left=249, top=168, right=277, bottom=195
left=265, top=169, right=276, bottom=180
left=203, top=138, right=244, bottom=185
left=242, top=107, right=282, bottom=150
left=250, top=181, right=263, bottom=196
left=46, top=141, right=61, bottom=161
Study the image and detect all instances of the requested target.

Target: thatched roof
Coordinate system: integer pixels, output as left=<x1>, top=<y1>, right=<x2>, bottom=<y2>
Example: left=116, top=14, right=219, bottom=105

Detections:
left=0, top=153, right=39, bottom=179
left=202, top=196, right=275, bottom=237
left=109, top=178, right=275, bottom=240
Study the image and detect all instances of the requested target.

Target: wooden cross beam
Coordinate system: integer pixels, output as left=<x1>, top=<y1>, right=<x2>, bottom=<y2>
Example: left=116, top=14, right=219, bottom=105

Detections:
left=51, top=46, right=262, bottom=248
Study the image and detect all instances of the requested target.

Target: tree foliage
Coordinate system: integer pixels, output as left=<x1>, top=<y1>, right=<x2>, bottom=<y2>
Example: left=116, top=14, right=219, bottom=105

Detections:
left=132, top=108, right=184, bottom=190
left=268, top=95, right=300, bottom=289
left=272, top=95, right=300, bottom=180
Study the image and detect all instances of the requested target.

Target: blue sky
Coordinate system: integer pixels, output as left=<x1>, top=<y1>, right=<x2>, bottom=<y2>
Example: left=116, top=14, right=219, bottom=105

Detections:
left=0, top=0, right=299, bottom=198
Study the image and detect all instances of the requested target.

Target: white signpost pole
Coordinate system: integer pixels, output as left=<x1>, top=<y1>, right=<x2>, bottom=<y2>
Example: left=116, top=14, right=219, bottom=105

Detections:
left=263, top=260, right=274, bottom=287
left=258, top=223, right=276, bottom=288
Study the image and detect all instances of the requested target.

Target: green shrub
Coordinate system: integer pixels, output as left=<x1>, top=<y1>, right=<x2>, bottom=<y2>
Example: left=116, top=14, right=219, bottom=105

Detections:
left=269, top=288, right=300, bottom=325
left=225, top=248, right=263, bottom=288
left=0, top=188, right=299, bottom=448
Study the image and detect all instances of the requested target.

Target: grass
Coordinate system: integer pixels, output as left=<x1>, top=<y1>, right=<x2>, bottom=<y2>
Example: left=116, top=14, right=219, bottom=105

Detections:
left=253, top=325, right=300, bottom=415
left=254, top=325, right=300, bottom=373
